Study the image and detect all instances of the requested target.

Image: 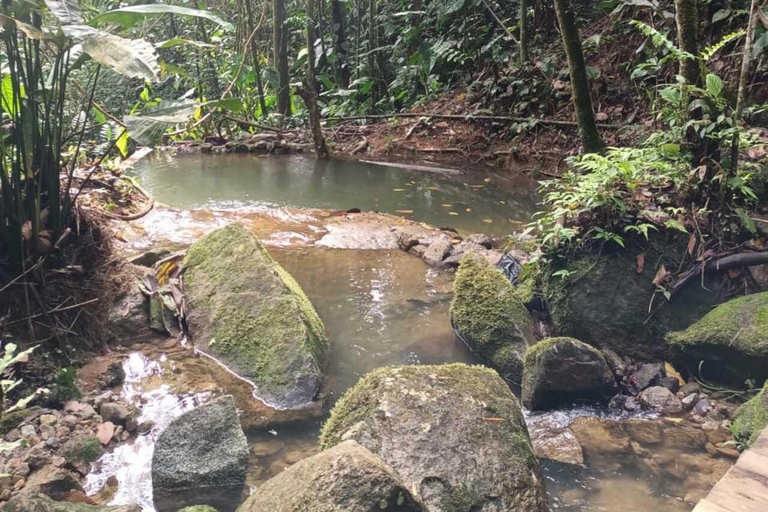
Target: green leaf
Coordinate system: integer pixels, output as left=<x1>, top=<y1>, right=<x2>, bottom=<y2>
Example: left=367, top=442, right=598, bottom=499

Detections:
left=116, top=131, right=129, bottom=158
left=204, top=98, right=244, bottom=113
left=44, top=0, right=82, bottom=24
left=0, top=74, right=24, bottom=117
left=706, top=73, right=723, bottom=97
left=90, top=5, right=233, bottom=31
left=712, top=9, right=732, bottom=23
left=124, top=99, right=199, bottom=146
left=156, top=38, right=214, bottom=50
left=82, top=32, right=159, bottom=82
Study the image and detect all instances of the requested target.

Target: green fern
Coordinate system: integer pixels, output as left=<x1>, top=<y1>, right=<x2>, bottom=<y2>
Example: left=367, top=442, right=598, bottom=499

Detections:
left=699, top=30, right=746, bottom=61
left=630, top=21, right=695, bottom=61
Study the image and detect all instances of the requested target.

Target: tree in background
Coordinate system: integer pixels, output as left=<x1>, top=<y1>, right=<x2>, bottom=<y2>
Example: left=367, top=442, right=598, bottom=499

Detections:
left=674, top=0, right=701, bottom=86
left=553, top=0, right=604, bottom=153
left=274, top=0, right=291, bottom=116
left=305, top=0, right=330, bottom=158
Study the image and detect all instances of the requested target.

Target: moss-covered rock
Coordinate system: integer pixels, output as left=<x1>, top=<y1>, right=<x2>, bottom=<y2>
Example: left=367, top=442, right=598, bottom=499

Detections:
left=546, top=241, right=718, bottom=361
left=522, top=337, right=616, bottom=410
left=5, top=493, right=140, bottom=512
left=238, top=441, right=426, bottom=512
left=183, top=223, right=327, bottom=408
left=60, top=435, right=103, bottom=464
left=0, top=409, right=31, bottom=436
left=320, top=364, right=547, bottom=512
left=450, top=255, right=537, bottom=384
left=731, top=382, right=768, bottom=446
left=666, top=292, right=768, bottom=385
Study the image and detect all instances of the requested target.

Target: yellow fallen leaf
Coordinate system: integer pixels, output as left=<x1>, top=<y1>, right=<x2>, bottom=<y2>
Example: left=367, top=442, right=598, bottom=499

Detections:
left=395, top=210, right=414, bottom=214
left=441, top=204, right=452, bottom=207
left=393, top=188, right=405, bottom=192
left=428, top=186, right=440, bottom=191
left=484, top=178, right=492, bottom=183
left=451, top=238, right=461, bottom=244
left=470, top=184, right=485, bottom=189
left=482, top=219, right=493, bottom=224
left=449, top=212, right=460, bottom=216
left=499, top=200, right=506, bottom=205
left=483, top=417, right=506, bottom=422
left=465, top=207, right=472, bottom=212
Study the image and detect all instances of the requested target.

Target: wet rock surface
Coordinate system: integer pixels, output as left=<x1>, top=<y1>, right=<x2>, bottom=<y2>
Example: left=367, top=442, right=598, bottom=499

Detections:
left=237, top=441, right=426, bottom=512
left=522, top=337, right=616, bottom=411
left=4, top=493, right=141, bottom=512
left=320, top=364, right=548, bottom=512
left=151, top=395, right=248, bottom=512
left=183, top=223, right=327, bottom=409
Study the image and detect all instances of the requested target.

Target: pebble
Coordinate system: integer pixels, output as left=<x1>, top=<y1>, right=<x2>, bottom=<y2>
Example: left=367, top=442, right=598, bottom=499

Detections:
left=39, top=415, right=57, bottom=426
left=20, top=425, right=36, bottom=438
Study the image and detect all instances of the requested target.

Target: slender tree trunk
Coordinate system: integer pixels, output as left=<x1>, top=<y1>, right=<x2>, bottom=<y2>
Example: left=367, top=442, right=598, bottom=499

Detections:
left=519, top=0, right=530, bottom=64
left=273, top=0, right=291, bottom=116
left=306, top=0, right=330, bottom=158
left=356, top=0, right=363, bottom=80
left=196, top=1, right=221, bottom=96
left=331, top=0, right=351, bottom=88
left=674, top=0, right=701, bottom=86
left=553, top=0, right=603, bottom=153
left=244, top=0, right=268, bottom=118
left=729, top=0, right=760, bottom=173
left=368, top=0, right=378, bottom=104
left=408, top=0, right=423, bottom=57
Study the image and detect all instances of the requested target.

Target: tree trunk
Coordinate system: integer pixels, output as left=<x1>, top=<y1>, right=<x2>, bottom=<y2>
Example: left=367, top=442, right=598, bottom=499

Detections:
left=273, top=0, right=291, bottom=116
left=306, top=0, right=330, bottom=158
left=244, top=0, right=268, bottom=118
left=674, top=0, right=701, bottom=86
left=367, top=0, right=378, bottom=104
left=729, top=0, right=760, bottom=174
left=331, top=0, right=351, bottom=88
left=553, top=0, right=603, bottom=154
left=519, top=0, right=529, bottom=64
left=408, top=0, right=423, bottom=57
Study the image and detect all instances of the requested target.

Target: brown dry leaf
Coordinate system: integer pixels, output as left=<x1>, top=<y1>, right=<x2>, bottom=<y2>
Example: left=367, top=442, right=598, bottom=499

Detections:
left=395, top=210, right=414, bottom=214
left=61, top=491, right=98, bottom=505
left=483, top=417, right=506, bottom=422
left=596, top=112, right=609, bottom=121
left=553, top=79, right=568, bottom=90
left=687, top=234, right=696, bottom=255
left=653, top=265, right=669, bottom=287
left=97, top=422, right=115, bottom=445
left=696, top=165, right=707, bottom=180
left=728, top=268, right=742, bottom=279
left=636, top=252, right=645, bottom=274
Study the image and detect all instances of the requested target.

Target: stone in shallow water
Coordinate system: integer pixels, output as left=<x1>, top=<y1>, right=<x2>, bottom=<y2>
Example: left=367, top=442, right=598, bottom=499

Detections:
left=521, top=337, right=617, bottom=411
left=4, top=493, right=140, bottom=512
left=238, top=441, right=425, bottom=512
left=529, top=426, right=584, bottom=465
left=639, top=386, right=683, bottom=415
left=183, top=223, right=327, bottom=409
left=320, top=364, right=547, bottom=512
left=152, top=395, right=248, bottom=512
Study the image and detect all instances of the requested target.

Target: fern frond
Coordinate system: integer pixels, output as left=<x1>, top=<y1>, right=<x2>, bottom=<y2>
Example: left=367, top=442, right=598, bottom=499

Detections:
left=630, top=20, right=695, bottom=61
left=699, top=30, right=746, bottom=61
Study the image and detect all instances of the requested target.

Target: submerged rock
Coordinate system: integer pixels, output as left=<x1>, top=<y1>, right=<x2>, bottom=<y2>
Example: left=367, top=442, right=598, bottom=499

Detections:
left=4, top=493, right=140, bottom=512
left=183, top=223, right=327, bottom=408
left=666, top=292, right=768, bottom=385
left=320, top=364, right=548, bottom=512
left=152, top=396, right=248, bottom=512
left=522, top=337, right=616, bottom=410
left=732, top=381, right=768, bottom=446
left=450, top=255, right=537, bottom=384
left=237, top=441, right=426, bottom=512
left=639, top=386, right=683, bottom=414
left=546, top=246, right=718, bottom=361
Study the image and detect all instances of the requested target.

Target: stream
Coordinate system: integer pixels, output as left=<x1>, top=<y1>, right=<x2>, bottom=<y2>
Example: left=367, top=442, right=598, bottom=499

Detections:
left=86, top=153, right=701, bottom=512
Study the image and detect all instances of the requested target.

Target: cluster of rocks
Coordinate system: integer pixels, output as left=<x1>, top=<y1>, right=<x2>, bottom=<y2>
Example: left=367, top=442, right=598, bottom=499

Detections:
left=196, top=133, right=309, bottom=155
left=397, top=227, right=506, bottom=268
left=142, top=364, right=548, bottom=512
left=0, top=392, right=149, bottom=507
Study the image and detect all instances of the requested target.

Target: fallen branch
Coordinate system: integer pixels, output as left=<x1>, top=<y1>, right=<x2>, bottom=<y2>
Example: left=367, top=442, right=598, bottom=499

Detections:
left=322, top=112, right=622, bottom=129
left=671, top=251, right=768, bottom=295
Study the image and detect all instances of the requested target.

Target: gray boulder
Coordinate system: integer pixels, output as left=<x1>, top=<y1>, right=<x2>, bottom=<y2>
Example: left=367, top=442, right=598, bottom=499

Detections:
left=237, top=441, right=426, bottom=512
left=522, top=337, right=616, bottom=410
left=450, top=255, right=537, bottom=384
left=4, top=493, right=140, bottom=512
left=183, top=223, right=327, bottom=409
left=639, top=386, right=683, bottom=414
left=320, top=364, right=548, bottom=512
left=152, top=396, right=248, bottom=512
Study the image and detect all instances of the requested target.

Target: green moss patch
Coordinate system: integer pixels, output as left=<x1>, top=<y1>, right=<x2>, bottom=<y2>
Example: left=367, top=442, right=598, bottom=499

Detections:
left=732, top=382, right=768, bottom=447
left=0, top=410, right=30, bottom=436
left=450, top=255, right=536, bottom=383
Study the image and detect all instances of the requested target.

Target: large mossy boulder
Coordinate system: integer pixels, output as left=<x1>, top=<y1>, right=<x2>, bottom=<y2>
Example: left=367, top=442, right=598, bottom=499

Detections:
left=4, top=494, right=140, bottom=512
left=152, top=396, right=248, bottom=512
left=666, top=292, right=768, bottom=385
left=732, top=382, right=768, bottom=446
left=237, top=441, right=426, bottom=512
left=183, top=223, right=327, bottom=408
left=522, top=337, right=616, bottom=410
left=546, top=243, right=718, bottom=361
left=320, top=364, right=548, bottom=512
left=450, top=255, right=537, bottom=384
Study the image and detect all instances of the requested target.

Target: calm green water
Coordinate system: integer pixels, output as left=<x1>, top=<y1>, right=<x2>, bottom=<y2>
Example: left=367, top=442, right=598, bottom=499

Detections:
left=129, top=152, right=538, bottom=236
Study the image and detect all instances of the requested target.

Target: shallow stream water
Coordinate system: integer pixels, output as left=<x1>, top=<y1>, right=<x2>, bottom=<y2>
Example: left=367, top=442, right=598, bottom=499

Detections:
left=89, top=154, right=706, bottom=512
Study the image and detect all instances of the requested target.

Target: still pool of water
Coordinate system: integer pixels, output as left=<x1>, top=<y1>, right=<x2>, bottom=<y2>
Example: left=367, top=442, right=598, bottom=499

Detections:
left=129, top=152, right=538, bottom=236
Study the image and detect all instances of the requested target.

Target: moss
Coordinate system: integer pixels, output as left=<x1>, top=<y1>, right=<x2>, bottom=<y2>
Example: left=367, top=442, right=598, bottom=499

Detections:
left=512, top=262, right=539, bottom=305
left=183, top=223, right=327, bottom=402
left=731, top=382, right=768, bottom=447
left=443, top=483, right=485, bottom=512
left=63, top=435, right=104, bottom=463
left=0, top=410, right=30, bottom=436
left=666, top=292, right=768, bottom=358
left=320, top=363, right=519, bottom=450
left=450, top=255, right=535, bottom=382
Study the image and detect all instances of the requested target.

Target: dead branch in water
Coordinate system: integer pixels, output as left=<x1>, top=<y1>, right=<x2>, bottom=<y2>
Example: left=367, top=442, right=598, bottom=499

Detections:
left=671, top=251, right=768, bottom=295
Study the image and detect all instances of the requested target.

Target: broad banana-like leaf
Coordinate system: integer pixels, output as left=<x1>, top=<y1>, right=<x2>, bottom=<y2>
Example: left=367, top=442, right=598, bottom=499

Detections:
left=0, top=14, right=48, bottom=40
left=90, top=5, right=233, bottom=31
left=45, top=0, right=82, bottom=24
left=156, top=38, right=214, bottom=49
left=82, top=32, right=159, bottom=82
left=124, top=99, right=199, bottom=146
